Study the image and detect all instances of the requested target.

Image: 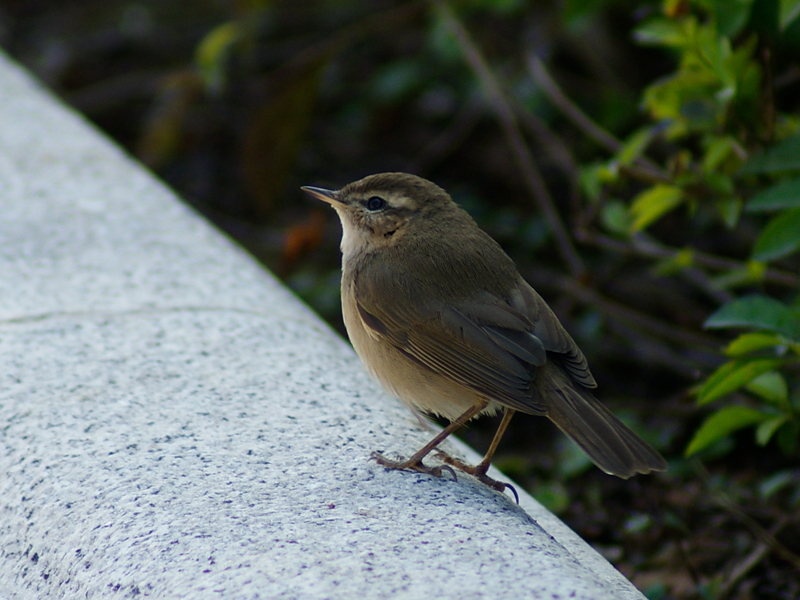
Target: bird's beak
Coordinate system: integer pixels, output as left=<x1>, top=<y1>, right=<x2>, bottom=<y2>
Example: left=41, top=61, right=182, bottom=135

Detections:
left=301, top=185, right=341, bottom=205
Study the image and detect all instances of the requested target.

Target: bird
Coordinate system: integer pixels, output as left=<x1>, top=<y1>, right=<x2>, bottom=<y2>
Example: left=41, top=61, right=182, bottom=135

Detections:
left=302, top=172, right=666, bottom=493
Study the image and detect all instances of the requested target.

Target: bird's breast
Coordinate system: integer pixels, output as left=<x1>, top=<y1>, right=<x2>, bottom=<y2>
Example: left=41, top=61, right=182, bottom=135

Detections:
left=340, top=272, right=501, bottom=422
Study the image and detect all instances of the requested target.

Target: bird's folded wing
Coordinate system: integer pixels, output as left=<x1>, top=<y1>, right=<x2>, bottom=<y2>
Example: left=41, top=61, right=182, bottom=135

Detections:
left=355, top=295, right=550, bottom=414
left=511, top=283, right=596, bottom=389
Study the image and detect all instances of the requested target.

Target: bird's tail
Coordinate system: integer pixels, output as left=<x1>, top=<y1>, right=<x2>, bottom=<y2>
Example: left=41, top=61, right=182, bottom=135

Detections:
left=539, top=365, right=667, bottom=478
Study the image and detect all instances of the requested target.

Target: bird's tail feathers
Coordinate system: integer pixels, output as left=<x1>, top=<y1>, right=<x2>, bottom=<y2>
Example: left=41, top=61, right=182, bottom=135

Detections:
left=540, top=367, right=667, bottom=478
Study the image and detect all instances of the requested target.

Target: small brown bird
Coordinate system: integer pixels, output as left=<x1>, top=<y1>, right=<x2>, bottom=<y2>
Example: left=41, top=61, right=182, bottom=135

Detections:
left=302, top=173, right=666, bottom=493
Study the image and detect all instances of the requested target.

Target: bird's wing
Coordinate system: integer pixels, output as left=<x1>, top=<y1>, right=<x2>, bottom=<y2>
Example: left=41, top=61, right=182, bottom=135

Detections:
left=354, top=273, right=594, bottom=414
left=510, top=282, right=596, bottom=389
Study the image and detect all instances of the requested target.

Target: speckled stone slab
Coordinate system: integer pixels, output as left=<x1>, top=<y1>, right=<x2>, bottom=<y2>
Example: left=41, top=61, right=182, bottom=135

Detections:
left=0, top=51, right=645, bottom=600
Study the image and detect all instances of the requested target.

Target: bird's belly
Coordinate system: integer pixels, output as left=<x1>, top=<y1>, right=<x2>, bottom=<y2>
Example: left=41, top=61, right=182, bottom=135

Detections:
left=342, top=295, right=501, bottom=422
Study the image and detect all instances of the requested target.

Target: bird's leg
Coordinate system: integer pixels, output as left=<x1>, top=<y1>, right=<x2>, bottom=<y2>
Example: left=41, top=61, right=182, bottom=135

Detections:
left=439, top=408, right=518, bottom=500
left=371, top=400, right=489, bottom=481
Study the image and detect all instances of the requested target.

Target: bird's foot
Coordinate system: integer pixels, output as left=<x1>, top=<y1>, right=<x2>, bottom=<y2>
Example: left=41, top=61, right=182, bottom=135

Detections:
left=435, top=452, right=519, bottom=503
left=370, top=451, right=457, bottom=481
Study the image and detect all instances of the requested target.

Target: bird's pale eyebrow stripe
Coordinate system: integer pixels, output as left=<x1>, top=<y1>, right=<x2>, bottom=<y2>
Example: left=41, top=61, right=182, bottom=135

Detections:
left=381, top=195, right=417, bottom=210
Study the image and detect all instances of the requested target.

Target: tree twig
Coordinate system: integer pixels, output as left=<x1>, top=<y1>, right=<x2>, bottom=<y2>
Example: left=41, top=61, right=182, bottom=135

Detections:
left=712, top=497, right=800, bottom=570
left=528, top=55, right=621, bottom=154
left=718, top=539, right=770, bottom=599
left=432, top=0, right=586, bottom=279
left=510, top=96, right=584, bottom=216
left=694, top=463, right=800, bottom=572
left=602, top=319, right=710, bottom=376
left=524, top=266, right=723, bottom=352
left=527, top=56, right=670, bottom=183
left=576, top=230, right=800, bottom=289
left=511, top=95, right=581, bottom=182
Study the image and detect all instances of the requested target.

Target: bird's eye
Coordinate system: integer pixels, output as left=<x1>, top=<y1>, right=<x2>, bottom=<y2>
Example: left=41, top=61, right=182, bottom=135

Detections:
left=365, top=196, right=386, bottom=211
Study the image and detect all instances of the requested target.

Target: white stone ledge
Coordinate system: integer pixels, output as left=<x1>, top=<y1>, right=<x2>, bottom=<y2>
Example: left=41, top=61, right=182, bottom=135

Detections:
left=0, top=51, right=645, bottom=600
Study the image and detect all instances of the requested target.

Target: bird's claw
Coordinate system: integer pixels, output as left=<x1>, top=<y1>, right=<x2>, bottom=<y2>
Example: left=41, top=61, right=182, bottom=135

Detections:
left=435, top=451, right=519, bottom=503
left=370, top=451, right=458, bottom=481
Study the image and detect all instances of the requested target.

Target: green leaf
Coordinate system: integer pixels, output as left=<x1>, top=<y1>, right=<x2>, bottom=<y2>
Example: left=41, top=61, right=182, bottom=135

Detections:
left=724, top=332, right=785, bottom=356
left=696, top=27, right=733, bottom=88
left=703, top=135, right=738, bottom=172
left=579, top=163, right=617, bottom=201
left=752, top=206, right=800, bottom=261
left=716, top=196, right=741, bottom=228
left=195, top=21, right=241, bottom=93
left=739, top=134, right=800, bottom=174
left=653, top=248, right=694, bottom=276
left=532, top=480, right=570, bottom=514
left=371, top=60, right=423, bottom=103
left=777, top=421, right=800, bottom=454
left=697, top=358, right=786, bottom=405
left=758, top=469, right=798, bottom=498
left=629, top=184, right=684, bottom=232
left=712, top=0, right=757, bottom=37
left=428, top=11, right=462, bottom=63
left=685, top=406, right=772, bottom=456
left=623, top=513, right=653, bottom=533
left=600, top=200, right=632, bottom=235
left=745, top=177, right=800, bottom=211
left=475, top=0, right=526, bottom=14
left=705, top=171, right=735, bottom=195
left=617, top=127, right=654, bottom=166
left=780, top=0, right=800, bottom=30
left=556, top=438, right=594, bottom=479
left=745, top=371, right=789, bottom=408
left=705, top=295, right=800, bottom=342
left=633, top=18, right=687, bottom=46
left=756, top=416, right=788, bottom=445
left=708, top=260, right=765, bottom=290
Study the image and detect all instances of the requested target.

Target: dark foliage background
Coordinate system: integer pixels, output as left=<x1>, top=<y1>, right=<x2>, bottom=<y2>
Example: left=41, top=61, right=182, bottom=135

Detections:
left=3, top=1, right=799, bottom=598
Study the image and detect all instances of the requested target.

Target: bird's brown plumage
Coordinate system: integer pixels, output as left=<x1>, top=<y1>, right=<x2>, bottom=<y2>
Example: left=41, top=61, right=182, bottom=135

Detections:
left=304, top=172, right=666, bottom=482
